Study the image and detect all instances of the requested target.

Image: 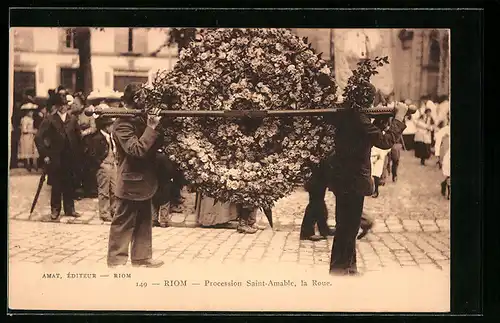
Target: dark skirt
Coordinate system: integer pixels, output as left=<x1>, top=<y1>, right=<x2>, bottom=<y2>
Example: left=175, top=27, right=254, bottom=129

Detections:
left=402, top=134, right=414, bottom=151
left=415, top=142, right=431, bottom=159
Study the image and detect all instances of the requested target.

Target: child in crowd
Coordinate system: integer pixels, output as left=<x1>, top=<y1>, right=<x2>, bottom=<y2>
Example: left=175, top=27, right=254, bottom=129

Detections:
left=87, top=115, right=117, bottom=222
left=370, top=146, right=390, bottom=198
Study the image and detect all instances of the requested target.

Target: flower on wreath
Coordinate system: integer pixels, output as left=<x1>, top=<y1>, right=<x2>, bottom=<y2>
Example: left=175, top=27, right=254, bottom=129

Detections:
left=139, top=28, right=387, bottom=209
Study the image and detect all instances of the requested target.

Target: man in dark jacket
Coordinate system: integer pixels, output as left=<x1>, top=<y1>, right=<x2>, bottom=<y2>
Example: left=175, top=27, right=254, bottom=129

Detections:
left=300, top=161, right=335, bottom=241
left=107, top=83, right=165, bottom=268
left=87, top=116, right=117, bottom=222
left=35, top=88, right=82, bottom=220
left=328, top=102, right=408, bottom=275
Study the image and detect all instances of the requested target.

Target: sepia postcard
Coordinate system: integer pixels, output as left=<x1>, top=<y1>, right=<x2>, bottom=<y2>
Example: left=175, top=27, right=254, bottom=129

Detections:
left=8, top=26, right=451, bottom=312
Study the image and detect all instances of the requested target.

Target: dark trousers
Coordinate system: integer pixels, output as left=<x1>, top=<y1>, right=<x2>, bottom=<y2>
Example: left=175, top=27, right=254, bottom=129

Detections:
left=237, top=205, right=257, bottom=225
left=389, top=155, right=400, bottom=180
left=373, top=176, right=380, bottom=194
left=380, top=155, right=389, bottom=184
left=330, top=192, right=365, bottom=273
left=82, top=166, right=98, bottom=197
left=107, top=197, right=153, bottom=266
left=300, top=183, right=330, bottom=237
left=50, top=169, right=75, bottom=215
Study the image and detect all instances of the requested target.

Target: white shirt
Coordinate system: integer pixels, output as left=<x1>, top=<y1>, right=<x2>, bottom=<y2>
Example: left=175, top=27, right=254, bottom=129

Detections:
left=57, top=111, right=67, bottom=122
left=434, top=125, right=450, bottom=157
left=371, top=146, right=390, bottom=178
left=100, top=129, right=116, bottom=155
left=403, top=115, right=417, bottom=135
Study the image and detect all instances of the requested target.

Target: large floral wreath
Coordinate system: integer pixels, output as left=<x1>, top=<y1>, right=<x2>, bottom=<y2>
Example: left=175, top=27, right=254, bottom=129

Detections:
left=139, top=28, right=383, bottom=209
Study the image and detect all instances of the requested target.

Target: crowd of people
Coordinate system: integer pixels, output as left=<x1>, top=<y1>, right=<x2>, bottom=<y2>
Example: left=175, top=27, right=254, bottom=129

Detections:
left=346, top=94, right=451, bottom=201
left=404, top=95, right=451, bottom=199
left=11, top=83, right=450, bottom=274
left=11, top=86, right=185, bottom=225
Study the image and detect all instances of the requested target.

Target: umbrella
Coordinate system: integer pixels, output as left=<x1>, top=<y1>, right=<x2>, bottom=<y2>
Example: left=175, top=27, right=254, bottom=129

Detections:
left=262, top=207, right=273, bottom=228
left=29, top=168, right=47, bottom=218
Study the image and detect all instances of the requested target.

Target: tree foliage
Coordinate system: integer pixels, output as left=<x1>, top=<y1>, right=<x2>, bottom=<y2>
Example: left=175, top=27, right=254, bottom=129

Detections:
left=167, top=28, right=200, bottom=54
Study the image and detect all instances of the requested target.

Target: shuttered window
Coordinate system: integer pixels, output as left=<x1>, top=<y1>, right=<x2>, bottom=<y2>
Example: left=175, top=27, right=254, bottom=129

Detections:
left=65, top=29, right=77, bottom=48
left=114, top=28, right=129, bottom=53
left=133, top=28, right=148, bottom=54
left=115, top=28, right=148, bottom=54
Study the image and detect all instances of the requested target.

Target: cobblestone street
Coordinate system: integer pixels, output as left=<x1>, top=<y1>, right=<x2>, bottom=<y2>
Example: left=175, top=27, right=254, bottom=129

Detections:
left=9, top=150, right=450, bottom=272
left=9, top=220, right=450, bottom=271
left=9, top=150, right=450, bottom=231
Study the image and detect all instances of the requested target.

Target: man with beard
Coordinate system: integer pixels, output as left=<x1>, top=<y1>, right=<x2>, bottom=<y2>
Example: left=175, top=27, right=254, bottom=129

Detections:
left=107, top=83, right=165, bottom=268
left=35, top=87, right=82, bottom=220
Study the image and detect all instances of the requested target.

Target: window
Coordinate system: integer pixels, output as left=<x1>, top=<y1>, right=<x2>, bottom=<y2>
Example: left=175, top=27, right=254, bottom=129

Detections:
left=426, top=30, right=441, bottom=71
left=398, top=29, right=414, bottom=50
left=60, top=67, right=79, bottom=93
left=115, top=28, right=148, bottom=55
left=65, top=29, right=77, bottom=49
left=113, top=74, right=149, bottom=92
left=428, top=40, right=441, bottom=70
left=13, top=71, right=36, bottom=101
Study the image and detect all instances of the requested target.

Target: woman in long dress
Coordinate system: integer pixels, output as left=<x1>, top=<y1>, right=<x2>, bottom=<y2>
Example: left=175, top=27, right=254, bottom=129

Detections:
left=18, top=109, right=39, bottom=171
left=195, top=193, right=238, bottom=228
left=195, top=193, right=266, bottom=233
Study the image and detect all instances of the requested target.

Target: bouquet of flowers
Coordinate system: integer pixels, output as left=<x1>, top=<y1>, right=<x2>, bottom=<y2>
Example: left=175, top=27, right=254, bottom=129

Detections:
left=139, top=28, right=384, bottom=209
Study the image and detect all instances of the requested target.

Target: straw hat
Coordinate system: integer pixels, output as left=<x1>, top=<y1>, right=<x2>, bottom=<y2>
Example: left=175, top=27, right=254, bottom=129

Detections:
left=20, top=102, right=38, bottom=110
left=87, top=89, right=124, bottom=102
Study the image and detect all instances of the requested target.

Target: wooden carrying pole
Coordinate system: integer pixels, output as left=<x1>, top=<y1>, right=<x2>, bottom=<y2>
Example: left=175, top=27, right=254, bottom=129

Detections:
left=85, top=105, right=417, bottom=119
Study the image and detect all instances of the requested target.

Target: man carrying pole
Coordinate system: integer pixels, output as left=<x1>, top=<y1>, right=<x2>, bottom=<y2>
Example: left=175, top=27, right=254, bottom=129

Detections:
left=107, top=83, right=165, bottom=268
left=327, top=98, right=408, bottom=276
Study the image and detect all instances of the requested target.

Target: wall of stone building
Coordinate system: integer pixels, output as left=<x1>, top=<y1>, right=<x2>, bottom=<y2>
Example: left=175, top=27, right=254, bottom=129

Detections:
left=292, top=28, right=333, bottom=61
left=413, top=29, right=450, bottom=102
left=391, top=29, right=414, bottom=101
left=408, top=29, right=425, bottom=102
left=299, top=28, right=449, bottom=104
left=332, top=29, right=395, bottom=99
left=12, top=27, right=177, bottom=97
left=438, top=30, right=450, bottom=98
left=366, top=29, right=395, bottom=97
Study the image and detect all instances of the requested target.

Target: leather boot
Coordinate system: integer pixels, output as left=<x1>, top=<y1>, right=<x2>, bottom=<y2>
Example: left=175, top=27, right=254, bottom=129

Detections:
left=237, top=218, right=257, bottom=234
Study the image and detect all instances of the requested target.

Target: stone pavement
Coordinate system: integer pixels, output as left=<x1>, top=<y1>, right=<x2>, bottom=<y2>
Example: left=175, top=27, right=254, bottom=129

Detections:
left=8, top=220, right=450, bottom=271
left=9, top=150, right=450, bottom=232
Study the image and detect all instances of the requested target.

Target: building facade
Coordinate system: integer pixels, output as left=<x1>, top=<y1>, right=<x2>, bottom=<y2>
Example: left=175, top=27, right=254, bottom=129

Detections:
left=293, top=28, right=450, bottom=102
left=11, top=27, right=449, bottom=104
left=11, top=27, right=178, bottom=100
